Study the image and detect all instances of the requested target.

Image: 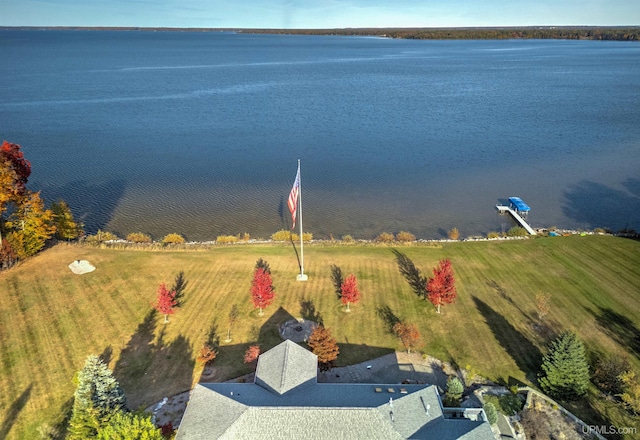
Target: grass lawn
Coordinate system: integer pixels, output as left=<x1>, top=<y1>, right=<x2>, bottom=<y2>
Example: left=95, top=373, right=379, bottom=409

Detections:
left=1, top=236, right=639, bottom=439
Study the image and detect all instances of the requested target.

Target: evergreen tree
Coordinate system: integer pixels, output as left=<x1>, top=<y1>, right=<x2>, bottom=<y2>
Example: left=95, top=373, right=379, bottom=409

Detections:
left=445, top=376, right=464, bottom=406
left=539, top=331, right=590, bottom=399
left=95, top=410, right=164, bottom=440
left=68, top=355, right=126, bottom=439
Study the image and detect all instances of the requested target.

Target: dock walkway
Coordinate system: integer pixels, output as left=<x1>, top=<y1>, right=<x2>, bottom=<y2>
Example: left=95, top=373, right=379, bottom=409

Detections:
left=496, top=205, right=537, bottom=235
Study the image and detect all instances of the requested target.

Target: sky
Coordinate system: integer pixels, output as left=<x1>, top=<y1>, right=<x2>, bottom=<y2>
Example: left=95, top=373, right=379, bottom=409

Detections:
left=1, top=0, right=639, bottom=29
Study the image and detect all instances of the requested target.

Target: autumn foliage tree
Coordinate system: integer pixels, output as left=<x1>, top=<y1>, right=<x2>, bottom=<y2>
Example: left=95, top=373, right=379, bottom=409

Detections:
left=426, top=259, right=457, bottom=314
left=393, top=322, right=421, bottom=353
left=251, top=267, right=275, bottom=316
left=154, top=283, right=177, bottom=323
left=244, top=345, right=261, bottom=365
left=307, top=326, right=339, bottom=371
left=340, top=273, right=361, bottom=312
left=196, top=345, right=217, bottom=366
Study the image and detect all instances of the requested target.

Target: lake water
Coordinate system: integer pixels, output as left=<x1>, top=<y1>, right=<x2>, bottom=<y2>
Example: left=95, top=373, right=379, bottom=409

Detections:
left=1, top=30, right=639, bottom=240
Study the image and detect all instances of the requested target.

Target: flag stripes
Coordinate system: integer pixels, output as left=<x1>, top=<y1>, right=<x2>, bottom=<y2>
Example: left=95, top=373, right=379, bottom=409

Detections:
left=288, top=165, right=300, bottom=229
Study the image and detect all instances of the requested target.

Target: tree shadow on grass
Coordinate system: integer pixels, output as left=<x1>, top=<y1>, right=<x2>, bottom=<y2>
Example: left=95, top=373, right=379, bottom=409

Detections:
left=113, top=309, right=194, bottom=410
left=171, top=270, right=188, bottom=307
left=391, top=249, right=426, bottom=298
left=330, top=264, right=343, bottom=299
left=589, top=306, right=640, bottom=358
left=0, top=383, right=32, bottom=439
left=300, top=299, right=324, bottom=326
left=472, top=296, right=542, bottom=383
left=375, top=305, right=401, bottom=335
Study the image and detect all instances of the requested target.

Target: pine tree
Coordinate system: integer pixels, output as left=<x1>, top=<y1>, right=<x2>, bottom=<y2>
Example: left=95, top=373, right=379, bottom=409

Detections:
left=445, top=376, right=464, bottom=406
left=539, top=331, right=590, bottom=399
left=68, top=355, right=126, bottom=439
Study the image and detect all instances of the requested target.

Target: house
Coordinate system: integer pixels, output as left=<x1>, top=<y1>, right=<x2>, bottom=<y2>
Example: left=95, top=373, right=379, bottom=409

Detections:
left=177, top=340, right=494, bottom=439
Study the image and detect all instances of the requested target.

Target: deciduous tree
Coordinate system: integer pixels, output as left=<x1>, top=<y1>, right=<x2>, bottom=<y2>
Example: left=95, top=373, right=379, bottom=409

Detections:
left=51, top=199, right=81, bottom=240
left=539, top=331, right=590, bottom=399
left=250, top=267, right=275, bottom=316
left=535, top=293, right=552, bottom=320
left=6, top=191, right=56, bottom=258
left=196, top=344, right=217, bottom=366
left=307, top=326, right=339, bottom=371
left=393, top=322, right=421, bottom=353
left=618, top=370, right=640, bottom=414
left=95, top=410, right=163, bottom=440
left=244, top=345, right=261, bottom=365
left=340, top=273, right=361, bottom=312
left=154, top=283, right=177, bottom=323
left=426, top=259, right=457, bottom=314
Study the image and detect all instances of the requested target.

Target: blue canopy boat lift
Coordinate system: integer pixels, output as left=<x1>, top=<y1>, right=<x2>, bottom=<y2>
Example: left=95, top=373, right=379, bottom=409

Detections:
left=496, top=197, right=536, bottom=235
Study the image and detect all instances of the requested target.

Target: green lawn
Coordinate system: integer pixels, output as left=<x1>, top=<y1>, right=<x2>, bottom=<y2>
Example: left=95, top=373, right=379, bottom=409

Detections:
left=1, top=236, right=639, bottom=439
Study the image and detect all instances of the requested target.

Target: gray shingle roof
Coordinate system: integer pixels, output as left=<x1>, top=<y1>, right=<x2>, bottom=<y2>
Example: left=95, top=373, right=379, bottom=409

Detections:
left=255, top=339, right=317, bottom=395
left=177, top=340, right=494, bottom=439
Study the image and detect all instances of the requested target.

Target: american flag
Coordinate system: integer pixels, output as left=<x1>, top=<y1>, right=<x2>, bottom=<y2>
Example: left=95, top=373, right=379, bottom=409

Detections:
left=287, top=164, right=300, bottom=229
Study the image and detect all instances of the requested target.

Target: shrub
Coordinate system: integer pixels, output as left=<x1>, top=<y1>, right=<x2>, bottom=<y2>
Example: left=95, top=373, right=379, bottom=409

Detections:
left=341, top=234, right=354, bottom=243
left=448, top=227, right=460, bottom=240
left=487, top=231, right=500, bottom=239
left=271, top=230, right=312, bottom=242
left=507, top=227, right=527, bottom=237
left=85, top=230, right=119, bottom=243
left=302, top=232, right=313, bottom=242
left=162, top=233, right=185, bottom=244
left=483, top=402, right=498, bottom=425
left=216, top=235, right=239, bottom=244
left=126, top=232, right=152, bottom=243
left=593, top=356, right=630, bottom=395
left=196, top=344, right=217, bottom=365
left=376, top=232, right=395, bottom=243
left=241, top=232, right=250, bottom=242
left=396, top=231, right=416, bottom=242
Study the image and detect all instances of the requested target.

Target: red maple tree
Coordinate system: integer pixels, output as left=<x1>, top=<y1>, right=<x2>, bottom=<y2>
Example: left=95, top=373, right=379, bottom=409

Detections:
left=393, top=322, right=421, bottom=353
left=250, top=267, right=275, bottom=316
left=154, top=283, right=177, bottom=323
left=340, top=274, right=361, bottom=312
left=426, top=258, right=457, bottom=314
left=244, top=345, right=261, bottom=365
left=1, top=140, right=31, bottom=195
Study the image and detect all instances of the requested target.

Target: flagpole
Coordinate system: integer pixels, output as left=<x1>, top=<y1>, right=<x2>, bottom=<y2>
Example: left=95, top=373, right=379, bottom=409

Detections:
left=296, top=159, right=308, bottom=281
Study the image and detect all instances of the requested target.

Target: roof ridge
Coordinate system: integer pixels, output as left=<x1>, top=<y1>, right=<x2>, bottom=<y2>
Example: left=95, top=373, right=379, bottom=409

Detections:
left=279, top=339, right=291, bottom=392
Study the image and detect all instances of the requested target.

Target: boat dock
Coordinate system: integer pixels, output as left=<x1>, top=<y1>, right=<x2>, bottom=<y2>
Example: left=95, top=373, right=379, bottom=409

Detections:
left=496, top=197, right=537, bottom=235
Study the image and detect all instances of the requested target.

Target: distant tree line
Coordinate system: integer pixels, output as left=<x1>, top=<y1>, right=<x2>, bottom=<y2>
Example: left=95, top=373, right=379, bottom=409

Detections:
left=242, top=26, right=640, bottom=41
left=4, top=26, right=638, bottom=41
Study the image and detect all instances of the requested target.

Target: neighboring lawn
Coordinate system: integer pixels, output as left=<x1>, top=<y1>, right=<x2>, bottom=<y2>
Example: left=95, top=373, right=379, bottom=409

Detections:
left=1, top=236, right=639, bottom=439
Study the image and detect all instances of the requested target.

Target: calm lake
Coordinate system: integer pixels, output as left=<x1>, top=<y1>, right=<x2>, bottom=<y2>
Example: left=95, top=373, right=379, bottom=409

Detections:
left=1, top=30, right=639, bottom=240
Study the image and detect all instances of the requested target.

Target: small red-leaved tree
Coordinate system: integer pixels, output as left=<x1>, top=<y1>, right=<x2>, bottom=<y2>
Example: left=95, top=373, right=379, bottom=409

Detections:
left=154, top=283, right=177, bottom=323
left=340, top=274, right=361, bottom=312
left=393, top=322, right=421, bottom=354
left=196, top=345, right=217, bottom=366
left=251, top=267, right=275, bottom=316
left=244, top=345, right=261, bottom=365
left=308, top=326, right=339, bottom=371
left=426, top=258, right=457, bottom=314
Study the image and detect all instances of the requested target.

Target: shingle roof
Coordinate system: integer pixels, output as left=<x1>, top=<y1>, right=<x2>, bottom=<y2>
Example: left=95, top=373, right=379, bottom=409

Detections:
left=176, top=340, right=494, bottom=439
left=255, top=339, right=317, bottom=395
